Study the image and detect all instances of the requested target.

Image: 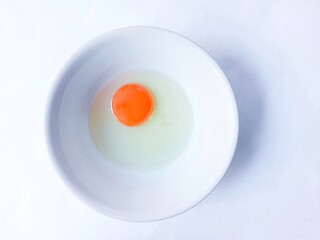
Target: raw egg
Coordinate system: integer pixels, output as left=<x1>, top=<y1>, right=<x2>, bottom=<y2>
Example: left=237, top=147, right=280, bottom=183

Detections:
left=89, top=69, right=193, bottom=171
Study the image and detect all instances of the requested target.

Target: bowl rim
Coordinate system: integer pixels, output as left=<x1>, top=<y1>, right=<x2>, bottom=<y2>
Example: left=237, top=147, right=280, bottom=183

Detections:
left=45, top=26, right=239, bottom=222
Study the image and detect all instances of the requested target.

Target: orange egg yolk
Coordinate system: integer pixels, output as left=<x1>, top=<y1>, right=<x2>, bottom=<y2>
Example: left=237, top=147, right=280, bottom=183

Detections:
left=111, top=83, right=154, bottom=127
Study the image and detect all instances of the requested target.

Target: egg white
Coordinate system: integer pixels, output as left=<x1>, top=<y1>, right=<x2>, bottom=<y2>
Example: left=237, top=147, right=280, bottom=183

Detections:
left=89, top=69, right=193, bottom=171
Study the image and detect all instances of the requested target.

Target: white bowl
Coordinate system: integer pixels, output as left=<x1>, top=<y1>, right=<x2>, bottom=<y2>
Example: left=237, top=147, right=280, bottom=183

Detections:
left=47, top=27, right=238, bottom=221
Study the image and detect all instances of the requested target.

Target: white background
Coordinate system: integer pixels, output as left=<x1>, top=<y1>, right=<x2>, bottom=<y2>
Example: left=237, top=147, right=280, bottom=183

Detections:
left=1, top=0, right=320, bottom=239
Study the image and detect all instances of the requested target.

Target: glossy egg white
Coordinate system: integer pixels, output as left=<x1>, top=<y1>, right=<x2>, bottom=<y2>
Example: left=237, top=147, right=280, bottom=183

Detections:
left=89, top=69, right=193, bottom=171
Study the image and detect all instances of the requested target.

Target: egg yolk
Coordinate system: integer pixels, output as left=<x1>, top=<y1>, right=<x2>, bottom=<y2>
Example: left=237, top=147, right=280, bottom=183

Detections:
left=111, top=83, right=154, bottom=127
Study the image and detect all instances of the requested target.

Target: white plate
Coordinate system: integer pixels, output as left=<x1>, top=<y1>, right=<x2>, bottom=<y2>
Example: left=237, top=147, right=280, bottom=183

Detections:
left=47, top=27, right=238, bottom=221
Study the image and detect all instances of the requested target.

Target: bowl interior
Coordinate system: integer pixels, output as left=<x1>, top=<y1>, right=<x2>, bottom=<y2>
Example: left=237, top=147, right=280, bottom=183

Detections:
left=47, top=27, right=238, bottom=221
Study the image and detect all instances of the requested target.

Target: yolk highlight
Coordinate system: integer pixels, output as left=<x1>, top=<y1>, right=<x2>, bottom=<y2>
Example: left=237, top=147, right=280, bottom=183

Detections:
left=111, top=83, right=154, bottom=126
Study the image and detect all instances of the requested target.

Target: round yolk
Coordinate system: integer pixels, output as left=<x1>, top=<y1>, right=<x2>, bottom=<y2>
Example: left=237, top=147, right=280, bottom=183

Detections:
left=111, top=83, right=154, bottom=126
